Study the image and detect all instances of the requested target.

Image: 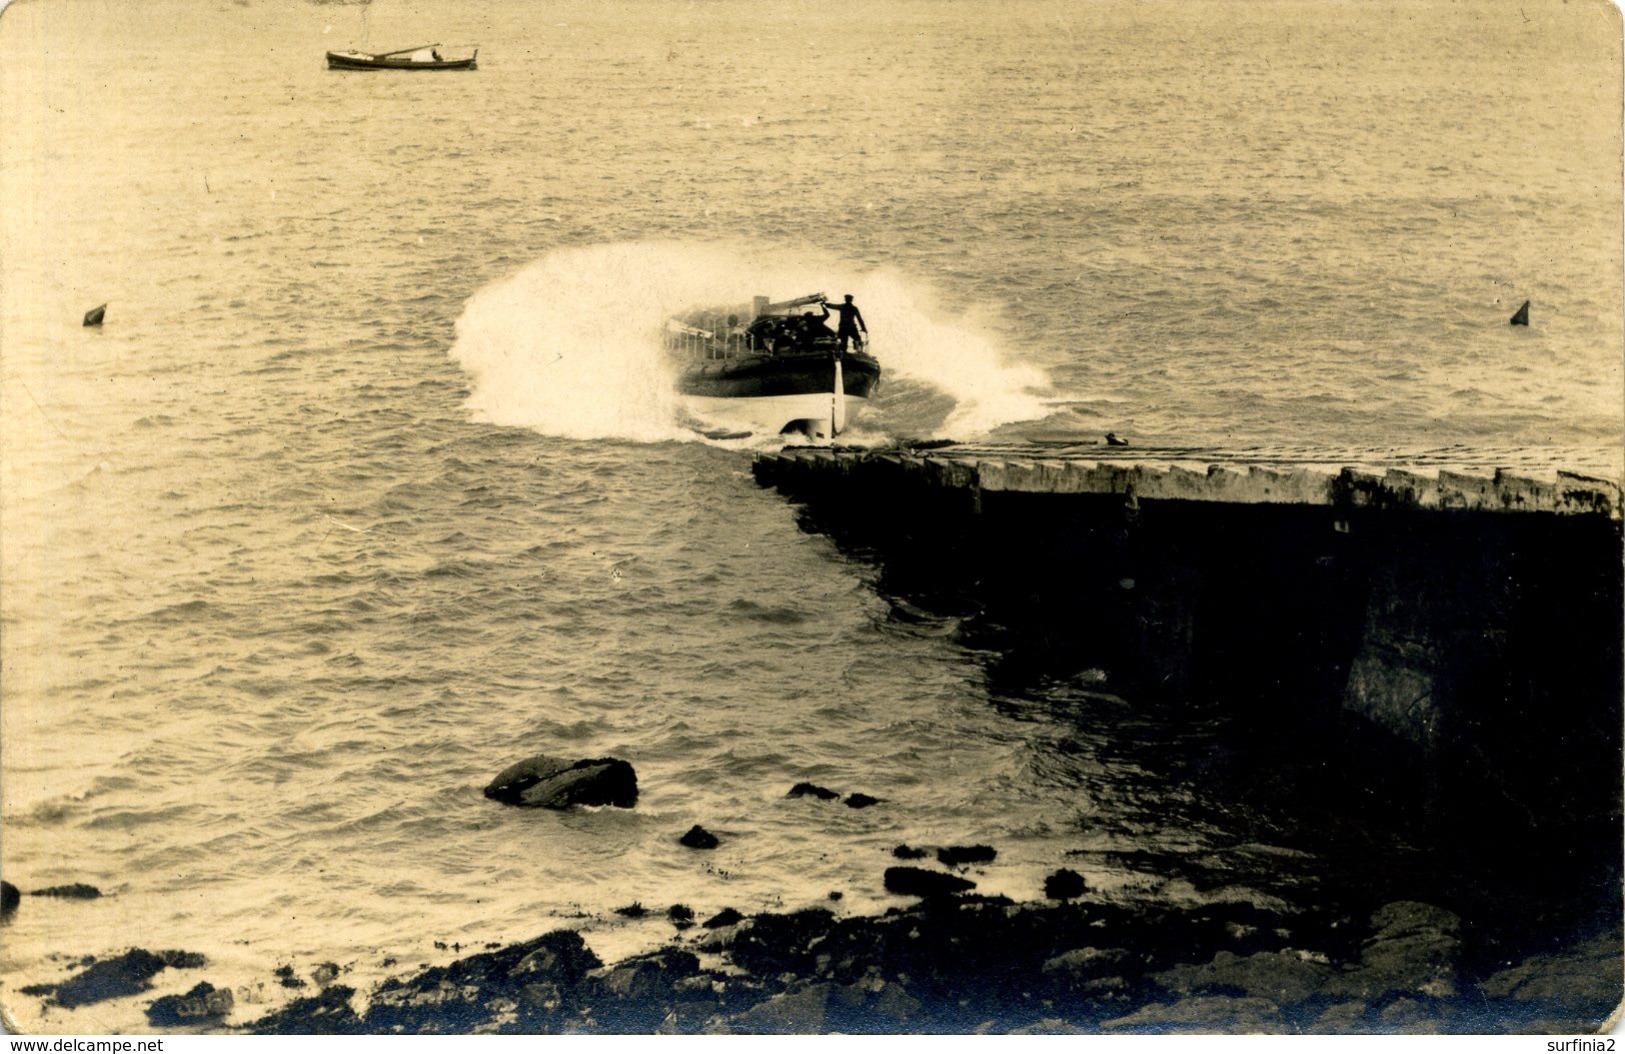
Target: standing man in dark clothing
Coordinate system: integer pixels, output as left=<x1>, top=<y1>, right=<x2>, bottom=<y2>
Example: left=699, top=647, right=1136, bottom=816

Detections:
left=830, top=294, right=867, bottom=353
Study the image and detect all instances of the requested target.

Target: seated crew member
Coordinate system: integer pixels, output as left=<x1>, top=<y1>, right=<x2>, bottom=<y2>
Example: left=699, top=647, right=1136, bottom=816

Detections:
left=798, top=304, right=832, bottom=349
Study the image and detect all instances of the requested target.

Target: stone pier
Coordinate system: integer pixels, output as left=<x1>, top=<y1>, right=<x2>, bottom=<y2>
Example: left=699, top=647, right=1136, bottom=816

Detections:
left=754, top=442, right=1624, bottom=519
left=753, top=442, right=1624, bottom=848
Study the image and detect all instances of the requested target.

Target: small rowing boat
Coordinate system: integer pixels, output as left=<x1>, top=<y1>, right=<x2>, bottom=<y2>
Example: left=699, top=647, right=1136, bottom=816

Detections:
left=326, top=44, right=478, bottom=71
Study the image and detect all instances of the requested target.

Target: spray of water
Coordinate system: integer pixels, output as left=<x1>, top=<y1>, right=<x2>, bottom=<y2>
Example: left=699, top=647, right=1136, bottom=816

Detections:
left=447, top=242, right=1049, bottom=443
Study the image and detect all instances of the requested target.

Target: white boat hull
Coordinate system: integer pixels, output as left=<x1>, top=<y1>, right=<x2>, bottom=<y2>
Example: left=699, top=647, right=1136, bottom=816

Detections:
left=684, top=392, right=869, bottom=440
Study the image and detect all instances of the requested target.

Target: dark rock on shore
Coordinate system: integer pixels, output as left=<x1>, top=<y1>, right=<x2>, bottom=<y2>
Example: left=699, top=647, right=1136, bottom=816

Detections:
left=1478, top=929, right=1623, bottom=1026
left=1103, top=994, right=1287, bottom=1033
left=239, top=895, right=1620, bottom=1035
left=32, top=883, right=102, bottom=899
left=1094, top=900, right=1477, bottom=1034
left=596, top=948, right=705, bottom=1031
left=679, top=825, right=719, bottom=849
left=251, top=986, right=364, bottom=1034
left=1151, top=948, right=1333, bottom=1005
left=358, top=929, right=603, bottom=1034
left=613, top=902, right=647, bottom=918
left=787, top=782, right=839, bottom=800
left=668, top=904, right=695, bottom=928
left=703, top=907, right=744, bottom=929
left=483, top=755, right=638, bottom=809
left=1041, top=946, right=1133, bottom=998
left=1327, top=900, right=1462, bottom=1002
left=844, top=793, right=880, bottom=809
left=884, top=866, right=976, bottom=898
left=1044, top=868, right=1087, bottom=900
left=730, top=909, right=837, bottom=977
left=892, top=845, right=928, bottom=860
left=731, top=981, right=831, bottom=1032
left=1, top=880, right=18, bottom=914
left=937, top=845, right=997, bottom=867
left=146, top=981, right=234, bottom=1026
left=26, top=948, right=205, bottom=1009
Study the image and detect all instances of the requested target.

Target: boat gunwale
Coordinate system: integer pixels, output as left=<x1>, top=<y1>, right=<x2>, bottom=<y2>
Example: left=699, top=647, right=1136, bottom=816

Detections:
left=325, top=49, right=478, bottom=70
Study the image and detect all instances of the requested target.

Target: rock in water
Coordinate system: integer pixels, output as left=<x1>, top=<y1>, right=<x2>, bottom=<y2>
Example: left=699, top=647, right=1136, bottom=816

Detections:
left=844, top=792, right=881, bottom=809
left=787, top=782, right=839, bottom=800
left=483, top=755, right=638, bottom=809
left=883, top=866, right=976, bottom=898
left=1044, top=868, right=1087, bottom=900
left=1510, top=300, right=1530, bottom=326
left=1, top=880, right=19, bottom=914
left=34, top=948, right=203, bottom=1009
left=937, top=845, right=997, bottom=867
left=679, top=825, right=719, bottom=849
left=32, top=883, right=102, bottom=899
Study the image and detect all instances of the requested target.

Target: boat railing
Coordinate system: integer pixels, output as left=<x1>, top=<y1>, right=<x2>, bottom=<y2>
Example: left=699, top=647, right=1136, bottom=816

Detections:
left=665, top=317, right=875, bottom=362
left=665, top=327, right=759, bottom=362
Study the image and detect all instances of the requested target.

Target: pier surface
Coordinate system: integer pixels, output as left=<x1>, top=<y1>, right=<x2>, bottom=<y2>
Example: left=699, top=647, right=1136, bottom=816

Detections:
left=754, top=442, right=1624, bottom=519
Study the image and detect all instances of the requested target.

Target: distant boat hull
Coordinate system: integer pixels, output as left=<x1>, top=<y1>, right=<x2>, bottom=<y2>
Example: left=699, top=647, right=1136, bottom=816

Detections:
left=326, top=50, right=477, bottom=70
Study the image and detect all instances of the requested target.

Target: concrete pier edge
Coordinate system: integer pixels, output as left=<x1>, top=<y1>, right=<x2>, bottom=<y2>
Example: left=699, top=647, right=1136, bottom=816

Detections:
left=753, top=443, right=1624, bottom=520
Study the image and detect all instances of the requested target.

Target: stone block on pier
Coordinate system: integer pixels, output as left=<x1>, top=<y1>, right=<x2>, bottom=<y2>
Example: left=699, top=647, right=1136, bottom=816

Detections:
left=1555, top=471, right=1620, bottom=519
left=1436, top=470, right=1497, bottom=512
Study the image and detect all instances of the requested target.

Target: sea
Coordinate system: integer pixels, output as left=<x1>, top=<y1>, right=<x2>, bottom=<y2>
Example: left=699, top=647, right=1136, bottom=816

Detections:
left=1, top=0, right=1620, bottom=1033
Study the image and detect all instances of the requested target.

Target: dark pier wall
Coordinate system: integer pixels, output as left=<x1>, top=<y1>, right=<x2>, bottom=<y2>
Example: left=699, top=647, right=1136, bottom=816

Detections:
left=754, top=450, right=1623, bottom=858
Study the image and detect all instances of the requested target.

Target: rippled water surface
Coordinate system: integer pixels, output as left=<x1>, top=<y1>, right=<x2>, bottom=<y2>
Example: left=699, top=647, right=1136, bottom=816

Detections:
left=1, top=0, right=1619, bottom=1032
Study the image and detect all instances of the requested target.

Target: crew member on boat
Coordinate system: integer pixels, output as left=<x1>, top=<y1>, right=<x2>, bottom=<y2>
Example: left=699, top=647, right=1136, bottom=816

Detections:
left=830, top=294, right=867, bottom=352
left=797, top=303, right=833, bottom=349
left=722, top=314, right=747, bottom=353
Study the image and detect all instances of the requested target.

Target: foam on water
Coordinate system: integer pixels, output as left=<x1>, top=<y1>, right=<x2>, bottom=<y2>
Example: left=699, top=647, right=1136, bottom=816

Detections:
left=447, top=244, right=690, bottom=442
left=448, top=242, right=1050, bottom=442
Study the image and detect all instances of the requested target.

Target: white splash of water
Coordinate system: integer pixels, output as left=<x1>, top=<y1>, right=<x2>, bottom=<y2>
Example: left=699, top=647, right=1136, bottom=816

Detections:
left=849, top=271, right=1050, bottom=437
left=448, top=244, right=697, bottom=441
left=448, top=242, right=1049, bottom=442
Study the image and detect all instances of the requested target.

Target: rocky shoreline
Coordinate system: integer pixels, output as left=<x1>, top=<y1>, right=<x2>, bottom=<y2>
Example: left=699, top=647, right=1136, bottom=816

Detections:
left=234, top=892, right=1617, bottom=1035
left=14, top=886, right=1613, bottom=1035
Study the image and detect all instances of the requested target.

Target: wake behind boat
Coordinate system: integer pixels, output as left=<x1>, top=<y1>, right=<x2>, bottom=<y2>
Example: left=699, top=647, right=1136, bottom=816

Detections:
left=666, top=293, right=880, bottom=441
left=326, top=44, right=478, bottom=70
